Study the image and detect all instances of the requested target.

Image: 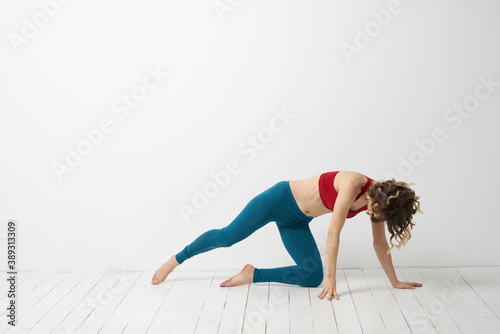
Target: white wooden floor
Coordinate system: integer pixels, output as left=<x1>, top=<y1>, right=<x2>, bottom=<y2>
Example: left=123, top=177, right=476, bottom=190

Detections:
left=0, top=266, right=499, bottom=334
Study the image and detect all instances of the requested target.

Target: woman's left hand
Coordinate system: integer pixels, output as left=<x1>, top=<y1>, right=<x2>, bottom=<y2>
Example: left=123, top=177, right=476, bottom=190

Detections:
left=318, top=276, right=339, bottom=301
left=392, top=280, right=423, bottom=289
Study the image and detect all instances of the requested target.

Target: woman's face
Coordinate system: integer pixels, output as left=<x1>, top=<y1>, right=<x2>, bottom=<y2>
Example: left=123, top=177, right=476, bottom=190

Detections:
left=366, top=197, right=381, bottom=219
left=366, top=187, right=382, bottom=219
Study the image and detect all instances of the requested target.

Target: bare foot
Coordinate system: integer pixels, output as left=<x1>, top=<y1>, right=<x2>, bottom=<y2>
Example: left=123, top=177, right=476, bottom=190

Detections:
left=220, top=264, right=255, bottom=287
left=152, top=255, right=179, bottom=285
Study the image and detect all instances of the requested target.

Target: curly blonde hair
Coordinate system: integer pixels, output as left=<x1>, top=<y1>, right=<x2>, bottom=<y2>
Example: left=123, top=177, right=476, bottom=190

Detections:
left=365, top=178, right=423, bottom=254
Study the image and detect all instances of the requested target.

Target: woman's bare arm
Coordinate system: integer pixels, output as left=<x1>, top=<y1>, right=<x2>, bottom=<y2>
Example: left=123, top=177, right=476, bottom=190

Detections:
left=325, top=184, right=358, bottom=277
left=372, top=221, right=398, bottom=285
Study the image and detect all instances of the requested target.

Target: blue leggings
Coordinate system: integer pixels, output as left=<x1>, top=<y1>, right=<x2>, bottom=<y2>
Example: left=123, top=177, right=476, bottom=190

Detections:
left=175, top=181, right=324, bottom=287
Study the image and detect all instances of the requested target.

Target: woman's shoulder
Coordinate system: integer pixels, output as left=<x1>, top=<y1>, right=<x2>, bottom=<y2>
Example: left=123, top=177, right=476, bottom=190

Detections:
left=336, top=171, right=368, bottom=189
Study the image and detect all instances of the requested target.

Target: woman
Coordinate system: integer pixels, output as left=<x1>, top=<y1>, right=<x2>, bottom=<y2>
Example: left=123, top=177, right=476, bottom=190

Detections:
left=151, top=171, right=423, bottom=301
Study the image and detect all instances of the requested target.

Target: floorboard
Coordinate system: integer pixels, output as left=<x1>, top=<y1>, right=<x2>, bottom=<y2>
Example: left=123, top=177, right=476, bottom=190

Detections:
left=0, top=266, right=498, bottom=334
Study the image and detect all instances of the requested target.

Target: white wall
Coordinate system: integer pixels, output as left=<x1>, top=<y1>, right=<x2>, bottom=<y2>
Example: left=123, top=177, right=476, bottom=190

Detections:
left=1, top=0, right=499, bottom=272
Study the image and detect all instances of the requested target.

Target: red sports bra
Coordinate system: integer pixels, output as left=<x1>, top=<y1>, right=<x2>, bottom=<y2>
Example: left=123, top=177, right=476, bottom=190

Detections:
left=318, top=171, right=373, bottom=218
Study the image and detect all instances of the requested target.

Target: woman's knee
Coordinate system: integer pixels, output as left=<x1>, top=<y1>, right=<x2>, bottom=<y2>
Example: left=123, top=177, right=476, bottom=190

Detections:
left=301, top=256, right=324, bottom=287
left=216, top=227, right=237, bottom=247
left=304, top=269, right=324, bottom=287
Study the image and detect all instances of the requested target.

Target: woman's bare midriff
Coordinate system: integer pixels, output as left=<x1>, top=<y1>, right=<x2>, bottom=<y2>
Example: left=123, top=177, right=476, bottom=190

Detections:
left=289, top=172, right=369, bottom=218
